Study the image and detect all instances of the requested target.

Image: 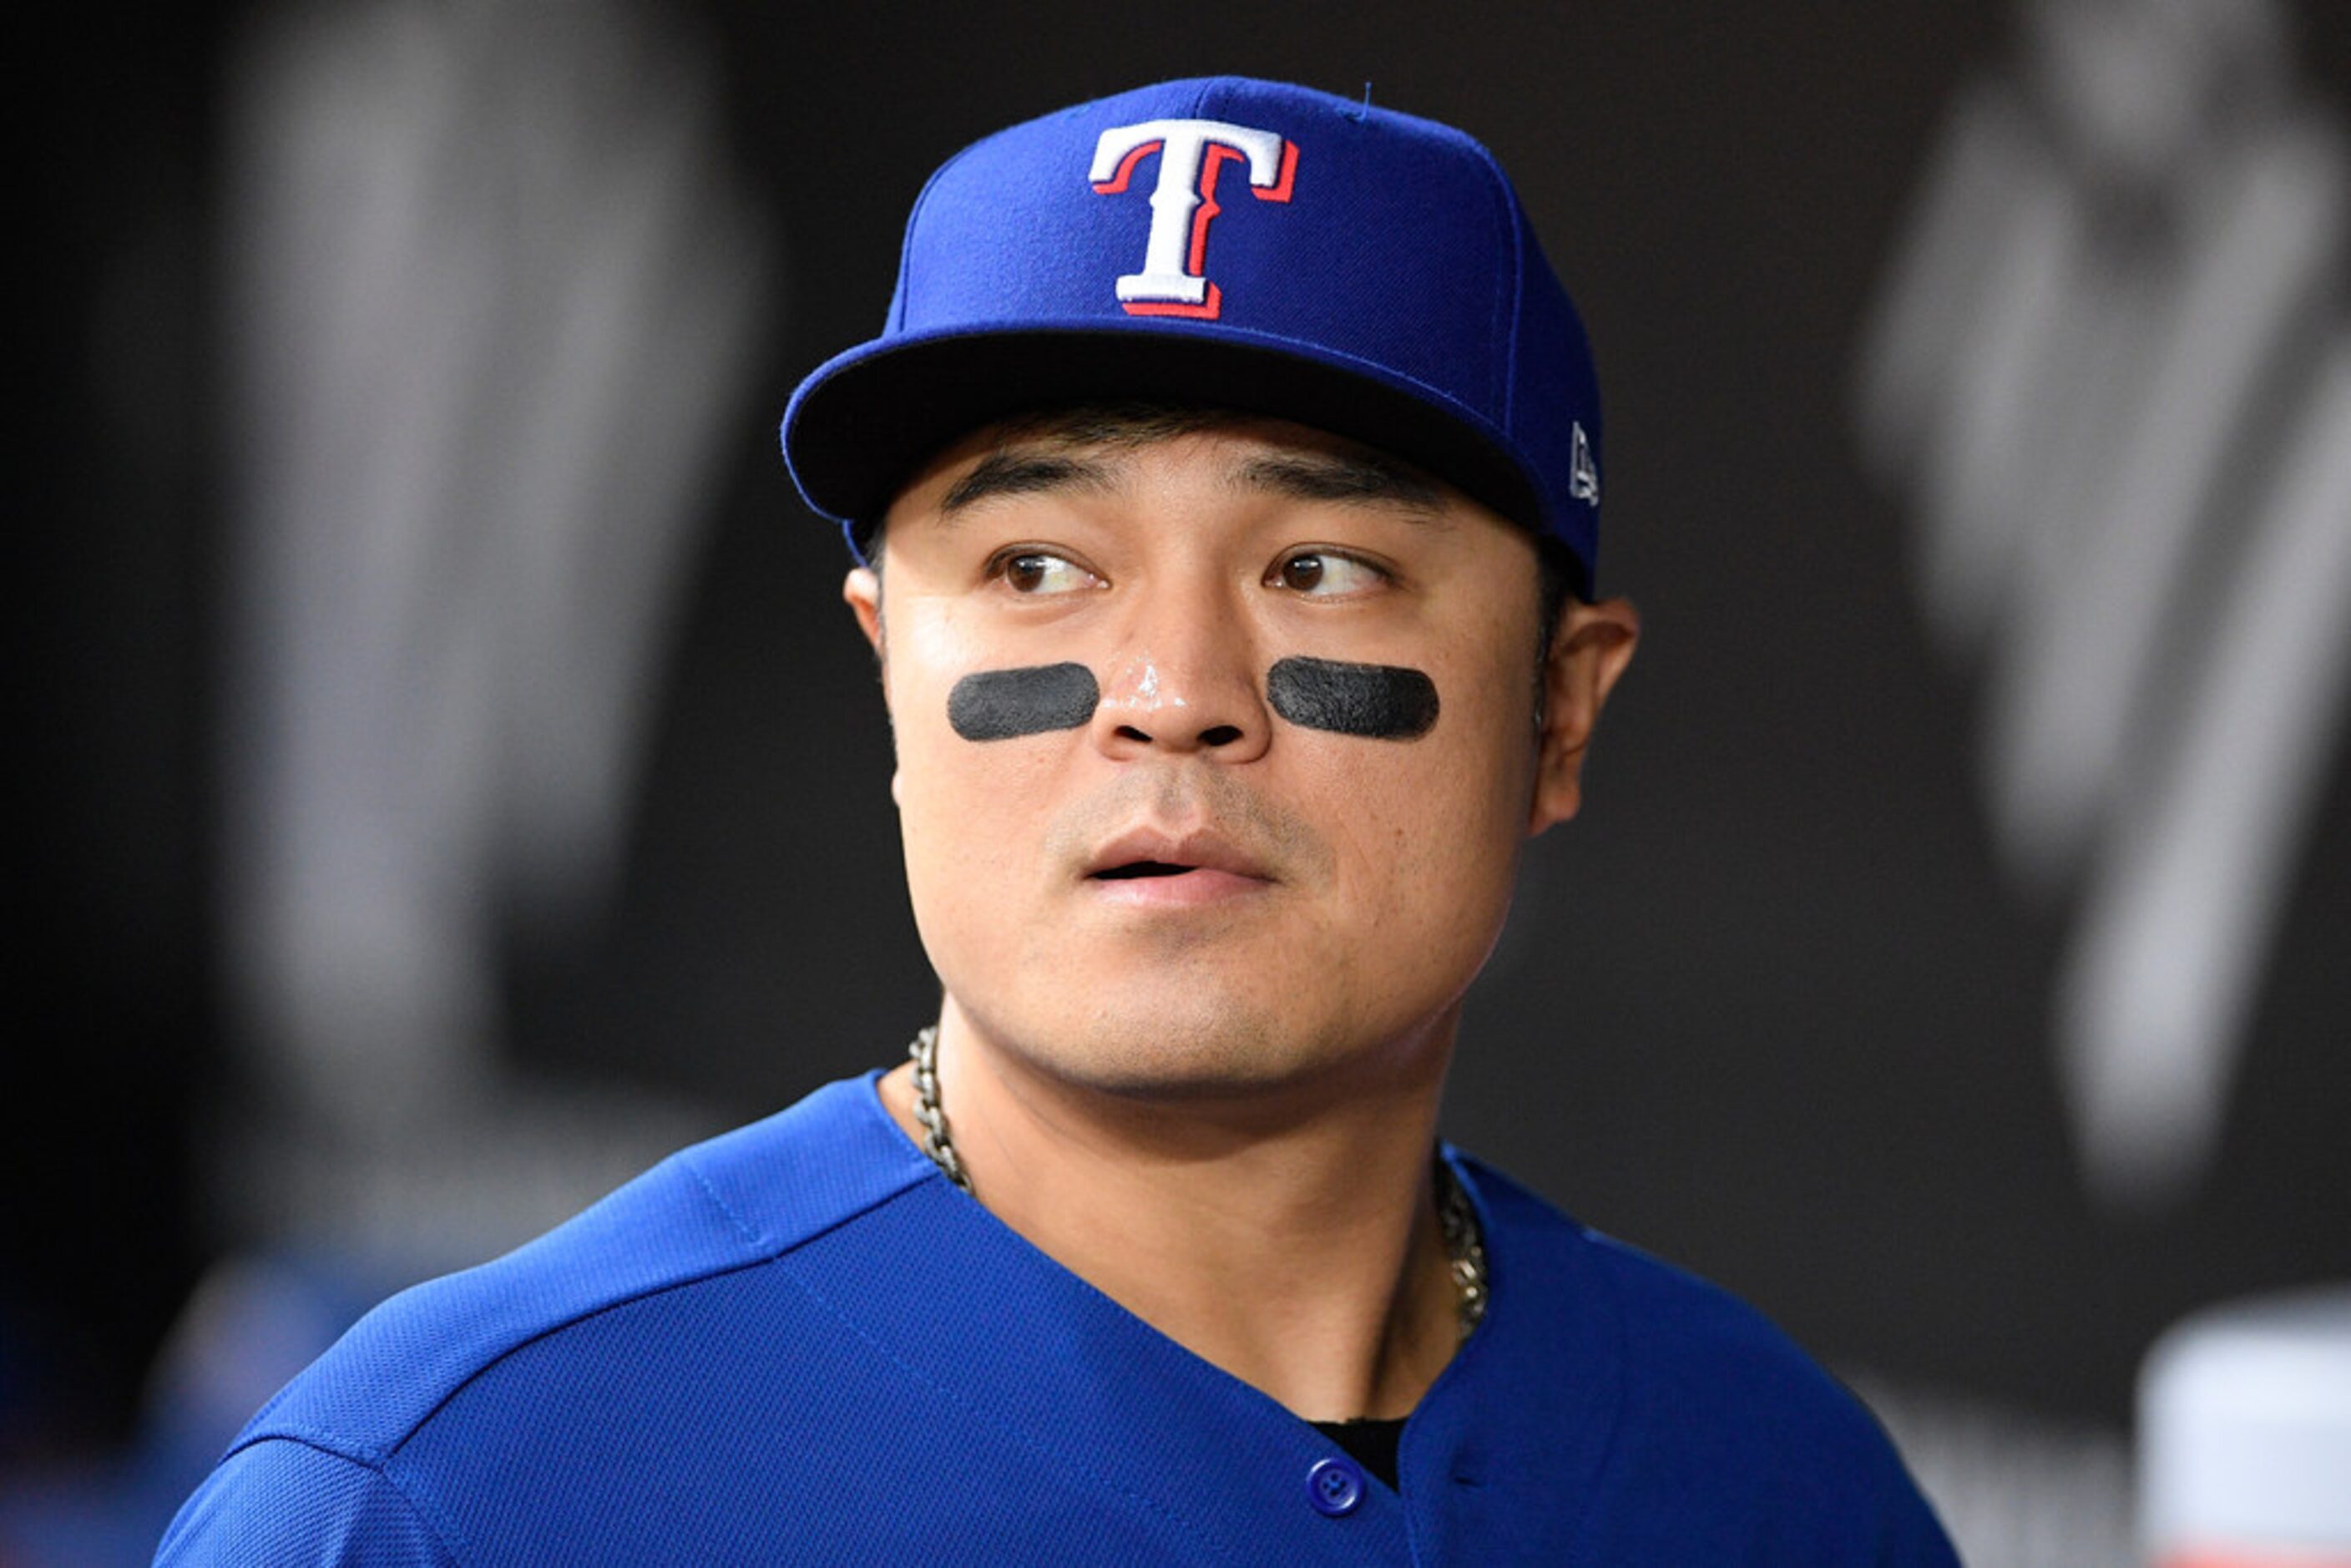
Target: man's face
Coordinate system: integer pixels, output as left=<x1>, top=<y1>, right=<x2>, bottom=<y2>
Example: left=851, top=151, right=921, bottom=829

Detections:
left=848, top=414, right=1632, bottom=1100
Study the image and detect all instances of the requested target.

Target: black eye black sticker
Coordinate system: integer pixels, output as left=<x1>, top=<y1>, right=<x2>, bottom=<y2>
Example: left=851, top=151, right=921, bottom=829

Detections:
left=1267, top=656, right=1439, bottom=741
left=948, top=663, right=1100, bottom=741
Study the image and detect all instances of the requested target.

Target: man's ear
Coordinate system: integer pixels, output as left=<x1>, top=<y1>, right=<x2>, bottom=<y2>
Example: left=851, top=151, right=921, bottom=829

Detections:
left=843, top=565, right=902, bottom=807
left=1529, top=596, right=1640, bottom=835
left=844, top=564, right=892, bottom=711
left=843, top=566, right=884, bottom=655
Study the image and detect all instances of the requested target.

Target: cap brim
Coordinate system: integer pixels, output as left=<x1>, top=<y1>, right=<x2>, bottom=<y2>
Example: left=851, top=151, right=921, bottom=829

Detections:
left=782, top=321, right=1555, bottom=569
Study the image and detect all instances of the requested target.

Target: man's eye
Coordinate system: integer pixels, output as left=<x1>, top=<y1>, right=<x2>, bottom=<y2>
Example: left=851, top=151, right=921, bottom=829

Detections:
left=997, top=552, right=1098, bottom=594
left=1272, top=552, right=1384, bottom=596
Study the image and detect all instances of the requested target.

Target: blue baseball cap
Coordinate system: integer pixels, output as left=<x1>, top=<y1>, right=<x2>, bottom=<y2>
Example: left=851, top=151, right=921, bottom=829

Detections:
left=782, top=75, right=1605, bottom=595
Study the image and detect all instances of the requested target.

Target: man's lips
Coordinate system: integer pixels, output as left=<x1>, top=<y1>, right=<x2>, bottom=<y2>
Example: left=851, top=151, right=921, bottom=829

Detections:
left=1084, top=826, right=1272, bottom=882
left=1082, top=826, right=1276, bottom=905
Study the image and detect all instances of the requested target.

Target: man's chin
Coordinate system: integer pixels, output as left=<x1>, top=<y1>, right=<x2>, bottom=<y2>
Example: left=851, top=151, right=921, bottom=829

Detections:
left=965, top=998, right=1349, bottom=1104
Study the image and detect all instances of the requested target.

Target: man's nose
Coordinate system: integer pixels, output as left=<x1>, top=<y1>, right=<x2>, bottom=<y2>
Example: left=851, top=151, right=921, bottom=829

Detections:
left=1089, top=581, right=1271, bottom=762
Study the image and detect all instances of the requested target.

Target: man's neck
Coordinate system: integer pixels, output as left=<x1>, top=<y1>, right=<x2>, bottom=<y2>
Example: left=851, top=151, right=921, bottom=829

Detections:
left=876, top=1000, right=1465, bottom=1423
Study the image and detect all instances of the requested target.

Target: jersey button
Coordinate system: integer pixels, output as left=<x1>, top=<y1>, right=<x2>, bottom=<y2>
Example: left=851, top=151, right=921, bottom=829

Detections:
left=1305, top=1455, right=1365, bottom=1517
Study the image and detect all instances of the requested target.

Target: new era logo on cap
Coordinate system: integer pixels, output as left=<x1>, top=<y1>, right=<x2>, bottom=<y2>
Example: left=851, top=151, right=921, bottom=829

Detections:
left=1089, top=119, right=1299, bottom=319
left=1570, top=422, right=1600, bottom=507
left=783, top=76, right=1605, bottom=595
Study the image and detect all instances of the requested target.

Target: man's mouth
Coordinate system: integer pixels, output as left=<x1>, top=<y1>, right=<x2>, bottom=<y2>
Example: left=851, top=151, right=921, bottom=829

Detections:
left=1081, top=828, right=1275, bottom=905
left=1091, top=860, right=1197, bottom=881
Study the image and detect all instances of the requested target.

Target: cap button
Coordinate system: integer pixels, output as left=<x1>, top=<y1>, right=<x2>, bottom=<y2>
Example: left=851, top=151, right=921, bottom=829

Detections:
left=1305, top=1455, right=1365, bottom=1517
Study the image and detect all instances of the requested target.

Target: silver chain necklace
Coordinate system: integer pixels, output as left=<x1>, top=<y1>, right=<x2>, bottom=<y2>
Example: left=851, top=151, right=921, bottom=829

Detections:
left=906, top=1025, right=1489, bottom=1339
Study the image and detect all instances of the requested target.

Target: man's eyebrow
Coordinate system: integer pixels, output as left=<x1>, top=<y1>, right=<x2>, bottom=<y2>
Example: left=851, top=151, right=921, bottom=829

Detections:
left=1229, top=452, right=1448, bottom=518
left=939, top=450, right=1120, bottom=514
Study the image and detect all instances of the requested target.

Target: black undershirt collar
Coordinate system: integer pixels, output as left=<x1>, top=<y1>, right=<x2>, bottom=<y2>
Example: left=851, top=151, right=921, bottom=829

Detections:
left=1309, top=1416, right=1405, bottom=1490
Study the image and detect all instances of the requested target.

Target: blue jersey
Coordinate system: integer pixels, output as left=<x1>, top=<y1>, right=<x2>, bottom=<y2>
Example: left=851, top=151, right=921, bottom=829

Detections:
left=158, top=1075, right=1956, bottom=1564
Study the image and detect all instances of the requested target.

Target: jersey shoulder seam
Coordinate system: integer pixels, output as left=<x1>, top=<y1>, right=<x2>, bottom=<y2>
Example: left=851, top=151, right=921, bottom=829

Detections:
left=245, top=1154, right=929, bottom=1468
left=675, top=1144, right=766, bottom=1252
left=211, top=1434, right=473, bottom=1566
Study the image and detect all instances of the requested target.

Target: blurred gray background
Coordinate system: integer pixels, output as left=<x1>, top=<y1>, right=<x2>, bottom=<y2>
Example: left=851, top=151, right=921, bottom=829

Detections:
left=15, top=1, right=2350, bottom=1561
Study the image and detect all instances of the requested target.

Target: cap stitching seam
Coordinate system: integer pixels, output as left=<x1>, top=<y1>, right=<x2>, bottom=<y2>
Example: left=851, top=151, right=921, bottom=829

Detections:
left=1474, top=141, right=1526, bottom=436
left=889, top=141, right=983, bottom=334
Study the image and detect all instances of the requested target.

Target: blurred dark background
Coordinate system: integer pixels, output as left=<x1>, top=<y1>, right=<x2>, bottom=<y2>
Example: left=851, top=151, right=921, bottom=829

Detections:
left=16, top=2, right=2351, bottom=1560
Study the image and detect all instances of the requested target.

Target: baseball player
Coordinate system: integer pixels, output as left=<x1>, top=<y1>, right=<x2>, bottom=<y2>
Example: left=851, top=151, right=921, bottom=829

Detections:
left=159, top=78, right=1956, bottom=1562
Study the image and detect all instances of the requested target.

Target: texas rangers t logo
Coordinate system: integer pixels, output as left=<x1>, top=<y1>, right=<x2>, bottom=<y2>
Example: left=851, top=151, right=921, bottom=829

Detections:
left=1090, top=119, right=1299, bottom=319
